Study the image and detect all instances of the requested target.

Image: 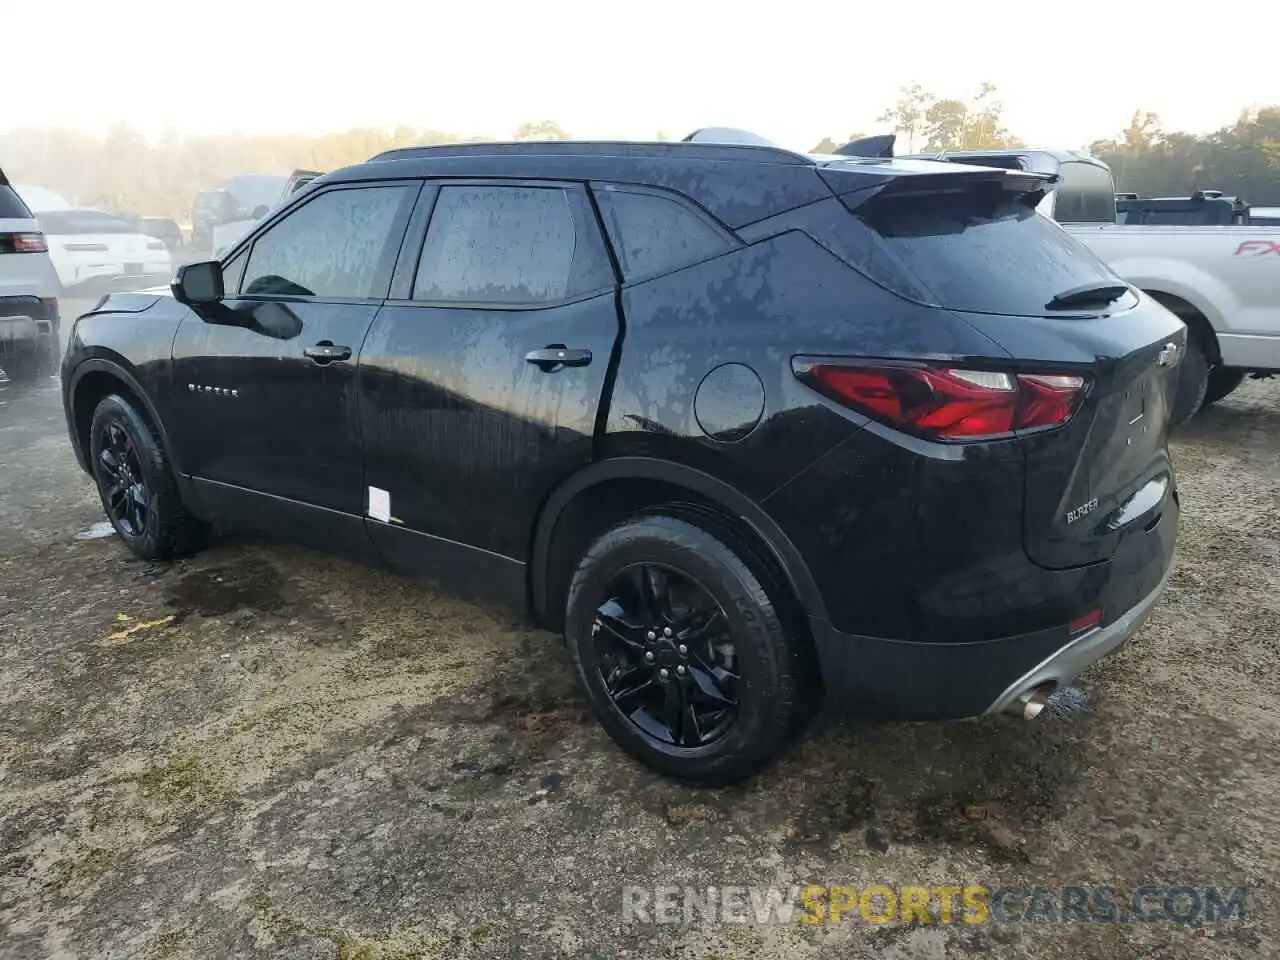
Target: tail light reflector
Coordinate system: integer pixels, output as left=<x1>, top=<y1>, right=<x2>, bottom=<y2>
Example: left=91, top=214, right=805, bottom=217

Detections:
left=1068, top=609, right=1102, bottom=635
left=796, top=361, right=1087, bottom=441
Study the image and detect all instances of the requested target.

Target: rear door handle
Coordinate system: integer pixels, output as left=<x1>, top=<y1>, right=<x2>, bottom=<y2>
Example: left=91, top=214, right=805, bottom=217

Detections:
left=303, top=341, right=352, bottom=365
left=525, top=346, right=592, bottom=371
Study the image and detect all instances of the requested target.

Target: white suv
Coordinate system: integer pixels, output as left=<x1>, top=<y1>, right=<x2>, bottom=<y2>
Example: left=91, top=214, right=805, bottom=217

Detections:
left=0, top=168, right=60, bottom=382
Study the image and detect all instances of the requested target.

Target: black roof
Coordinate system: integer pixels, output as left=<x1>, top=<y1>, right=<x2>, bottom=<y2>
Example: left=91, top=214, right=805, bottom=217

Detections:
left=322, top=141, right=827, bottom=228
left=368, top=140, right=814, bottom=165
left=318, top=139, right=1033, bottom=229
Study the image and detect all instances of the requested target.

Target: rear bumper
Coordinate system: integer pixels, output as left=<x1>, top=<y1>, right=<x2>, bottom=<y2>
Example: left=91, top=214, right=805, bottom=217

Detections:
left=0, top=295, right=58, bottom=353
left=810, top=519, right=1177, bottom=721
left=982, top=555, right=1174, bottom=714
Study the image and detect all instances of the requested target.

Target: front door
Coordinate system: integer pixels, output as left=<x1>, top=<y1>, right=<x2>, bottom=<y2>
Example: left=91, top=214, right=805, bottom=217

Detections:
left=169, top=181, right=418, bottom=551
left=357, top=181, right=622, bottom=605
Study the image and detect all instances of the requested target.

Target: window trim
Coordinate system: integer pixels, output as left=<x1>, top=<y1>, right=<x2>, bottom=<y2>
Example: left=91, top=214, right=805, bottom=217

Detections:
left=390, top=178, right=617, bottom=311
left=224, top=180, right=422, bottom=305
left=589, top=181, right=741, bottom=284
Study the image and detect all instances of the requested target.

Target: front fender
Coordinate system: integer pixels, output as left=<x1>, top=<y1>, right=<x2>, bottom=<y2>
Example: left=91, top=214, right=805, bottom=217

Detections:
left=64, top=357, right=187, bottom=482
left=62, top=298, right=189, bottom=483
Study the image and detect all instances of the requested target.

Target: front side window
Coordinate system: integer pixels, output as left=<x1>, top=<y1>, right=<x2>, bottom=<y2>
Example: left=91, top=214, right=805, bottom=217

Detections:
left=241, top=185, right=410, bottom=299
left=413, top=184, right=613, bottom=305
left=593, top=186, right=733, bottom=280
left=222, top=248, right=248, bottom=295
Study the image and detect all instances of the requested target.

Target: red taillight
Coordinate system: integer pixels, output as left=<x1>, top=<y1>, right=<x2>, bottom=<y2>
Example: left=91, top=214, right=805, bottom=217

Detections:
left=797, top=361, right=1087, bottom=441
left=2, top=231, right=48, bottom=253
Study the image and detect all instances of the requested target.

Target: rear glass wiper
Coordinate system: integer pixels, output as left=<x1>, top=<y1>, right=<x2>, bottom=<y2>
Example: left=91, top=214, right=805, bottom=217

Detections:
left=1045, top=282, right=1130, bottom=311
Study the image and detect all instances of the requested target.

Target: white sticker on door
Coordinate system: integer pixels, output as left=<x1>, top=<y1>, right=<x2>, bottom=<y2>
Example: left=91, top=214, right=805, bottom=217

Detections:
left=368, top=486, right=391, bottom=523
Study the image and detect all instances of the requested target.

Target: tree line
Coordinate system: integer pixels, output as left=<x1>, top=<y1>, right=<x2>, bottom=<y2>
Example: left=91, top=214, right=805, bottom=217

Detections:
left=815, top=83, right=1280, bottom=205
left=3, top=85, right=1278, bottom=221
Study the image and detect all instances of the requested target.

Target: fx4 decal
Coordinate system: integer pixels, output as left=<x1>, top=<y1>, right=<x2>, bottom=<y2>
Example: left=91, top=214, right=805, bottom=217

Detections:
left=1234, top=240, right=1280, bottom=258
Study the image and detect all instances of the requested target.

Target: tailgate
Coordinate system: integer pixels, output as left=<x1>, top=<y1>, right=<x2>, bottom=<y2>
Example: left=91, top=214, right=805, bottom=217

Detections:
left=1003, top=295, right=1186, bottom=569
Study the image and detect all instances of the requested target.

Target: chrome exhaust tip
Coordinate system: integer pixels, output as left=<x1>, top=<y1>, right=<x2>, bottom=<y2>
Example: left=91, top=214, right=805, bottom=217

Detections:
left=1004, top=689, right=1049, bottom=721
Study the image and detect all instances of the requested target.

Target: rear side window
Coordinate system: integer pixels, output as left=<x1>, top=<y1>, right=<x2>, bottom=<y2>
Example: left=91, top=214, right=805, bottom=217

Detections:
left=1052, top=162, right=1116, bottom=223
left=0, top=186, right=33, bottom=220
left=592, top=186, right=733, bottom=280
left=413, top=184, right=612, bottom=304
left=242, top=185, right=410, bottom=299
left=843, top=188, right=1125, bottom=317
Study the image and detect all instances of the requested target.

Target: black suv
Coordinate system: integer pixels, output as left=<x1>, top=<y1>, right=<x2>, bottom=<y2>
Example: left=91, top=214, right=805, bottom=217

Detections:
left=61, top=139, right=1184, bottom=783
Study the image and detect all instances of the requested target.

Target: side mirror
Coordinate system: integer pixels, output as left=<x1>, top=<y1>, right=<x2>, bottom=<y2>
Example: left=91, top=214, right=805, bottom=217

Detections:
left=172, top=260, right=224, bottom=306
left=251, top=205, right=270, bottom=219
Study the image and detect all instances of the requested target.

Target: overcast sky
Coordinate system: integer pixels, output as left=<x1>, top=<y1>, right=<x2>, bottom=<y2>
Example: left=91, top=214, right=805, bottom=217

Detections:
left=9, top=0, right=1277, bottom=151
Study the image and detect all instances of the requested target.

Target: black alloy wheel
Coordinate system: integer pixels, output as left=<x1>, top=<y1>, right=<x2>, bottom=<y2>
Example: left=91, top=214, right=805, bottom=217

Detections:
left=592, top=562, right=739, bottom=748
left=95, top=419, right=151, bottom=539
left=566, top=513, right=807, bottom=785
left=87, top=393, right=206, bottom=560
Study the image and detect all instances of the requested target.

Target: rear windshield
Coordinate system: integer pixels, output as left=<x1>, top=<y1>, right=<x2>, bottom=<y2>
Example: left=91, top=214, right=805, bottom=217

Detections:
left=38, top=210, right=138, bottom=235
left=0, top=185, right=33, bottom=220
left=844, top=188, right=1127, bottom=317
left=1052, top=161, right=1116, bottom=223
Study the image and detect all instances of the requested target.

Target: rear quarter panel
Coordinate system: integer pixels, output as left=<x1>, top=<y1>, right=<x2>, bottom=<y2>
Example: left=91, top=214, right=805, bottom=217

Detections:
left=603, top=229, right=1010, bottom=500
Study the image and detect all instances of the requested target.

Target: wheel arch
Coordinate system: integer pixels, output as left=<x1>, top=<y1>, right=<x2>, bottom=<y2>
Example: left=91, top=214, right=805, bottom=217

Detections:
left=529, top=457, right=828, bottom=631
left=68, top=359, right=189, bottom=491
left=1142, top=289, right=1222, bottom=365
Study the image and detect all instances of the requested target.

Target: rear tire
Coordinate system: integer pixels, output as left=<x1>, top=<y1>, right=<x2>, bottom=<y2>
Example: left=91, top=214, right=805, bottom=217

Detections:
left=1170, top=335, right=1208, bottom=429
left=565, top=513, right=805, bottom=786
left=88, top=394, right=206, bottom=560
left=1202, top=368, right=1245, bottom=407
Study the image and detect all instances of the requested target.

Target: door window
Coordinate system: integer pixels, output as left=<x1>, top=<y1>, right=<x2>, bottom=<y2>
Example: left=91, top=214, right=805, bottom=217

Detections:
left=221, top=248, right=248, bottom=294
left=241, top=185, right=411, bottom=299
left=412, top=185, right=613, bottom=305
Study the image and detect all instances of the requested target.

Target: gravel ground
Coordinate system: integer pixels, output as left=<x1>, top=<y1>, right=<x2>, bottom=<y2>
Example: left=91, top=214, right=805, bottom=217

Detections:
left=1, top=307, right=1277, bottom=959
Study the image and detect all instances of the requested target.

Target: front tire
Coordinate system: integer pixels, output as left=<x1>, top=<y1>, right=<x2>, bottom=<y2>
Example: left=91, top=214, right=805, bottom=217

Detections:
left=565, top=513, right=805, bottom=785
left=1202, top=367, right=1245, bottom=407
left=88, top=394, right=205, bottom=560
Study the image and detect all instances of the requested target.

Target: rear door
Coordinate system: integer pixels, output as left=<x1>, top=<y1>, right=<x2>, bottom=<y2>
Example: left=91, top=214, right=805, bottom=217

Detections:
left=357, top=180, right=621, bottom=604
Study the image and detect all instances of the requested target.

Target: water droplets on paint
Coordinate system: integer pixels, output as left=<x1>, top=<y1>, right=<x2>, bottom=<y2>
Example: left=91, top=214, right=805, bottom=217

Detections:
left=75, top=521, right=116, bottom=541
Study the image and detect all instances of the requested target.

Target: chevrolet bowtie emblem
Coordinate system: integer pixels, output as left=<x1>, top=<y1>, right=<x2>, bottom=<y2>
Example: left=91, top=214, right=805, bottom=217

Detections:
left=1157, top=343, right=1178, bottom=367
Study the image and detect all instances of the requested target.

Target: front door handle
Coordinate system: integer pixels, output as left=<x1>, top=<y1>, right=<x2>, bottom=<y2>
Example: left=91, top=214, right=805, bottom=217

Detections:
left=304, top=341, right=352, bottom=365
left=525, top=346, right=592, bottom=372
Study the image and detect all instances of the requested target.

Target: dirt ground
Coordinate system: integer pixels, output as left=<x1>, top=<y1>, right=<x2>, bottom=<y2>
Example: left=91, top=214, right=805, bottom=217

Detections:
left=1, top=317, right=1277, bottom=959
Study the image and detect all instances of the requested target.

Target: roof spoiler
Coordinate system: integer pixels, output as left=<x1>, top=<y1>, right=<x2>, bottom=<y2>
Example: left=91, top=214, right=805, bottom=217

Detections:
left=834, top=134, right=896, bottom=159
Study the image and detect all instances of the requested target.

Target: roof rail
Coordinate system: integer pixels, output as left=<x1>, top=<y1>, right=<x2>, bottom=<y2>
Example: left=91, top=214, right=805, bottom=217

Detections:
left=368, top=136, right=814, bottom=166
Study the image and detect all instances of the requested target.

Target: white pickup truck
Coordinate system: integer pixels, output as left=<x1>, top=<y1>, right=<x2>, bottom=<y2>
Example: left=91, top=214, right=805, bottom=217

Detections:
left=915, top=148, right=1280, bottom=425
